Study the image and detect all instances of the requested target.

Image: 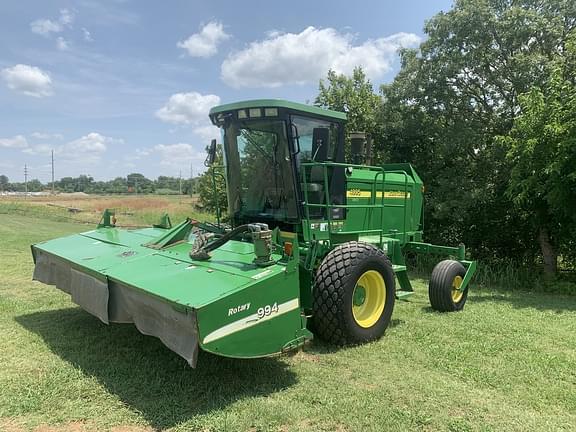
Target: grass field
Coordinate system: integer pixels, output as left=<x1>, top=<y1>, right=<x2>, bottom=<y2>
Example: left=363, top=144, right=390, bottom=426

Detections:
left=0, top=194, right=210, bottom=227
left=0, top=198, right=575, bottom=431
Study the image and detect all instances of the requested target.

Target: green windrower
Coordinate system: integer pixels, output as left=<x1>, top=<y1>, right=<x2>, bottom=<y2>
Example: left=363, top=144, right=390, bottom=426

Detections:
left=31, top=99, right=477, bottom=367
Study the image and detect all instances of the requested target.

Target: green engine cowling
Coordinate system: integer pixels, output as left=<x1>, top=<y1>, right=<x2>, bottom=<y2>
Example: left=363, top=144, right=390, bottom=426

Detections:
left=301, top=162, right=424, bottom=245
left=344, top=163, right=424, bottom=242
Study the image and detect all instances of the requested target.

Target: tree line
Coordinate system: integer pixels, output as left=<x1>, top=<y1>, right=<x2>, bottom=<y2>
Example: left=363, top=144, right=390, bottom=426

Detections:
left=0, top=173, right=199, bottom=195
left=315, top=0, right=576, bottom=277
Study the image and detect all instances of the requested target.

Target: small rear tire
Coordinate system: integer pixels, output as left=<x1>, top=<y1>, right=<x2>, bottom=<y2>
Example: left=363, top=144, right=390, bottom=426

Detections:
left=312, top=242, right=396, bottom=345
left=429, top=260, right=468, bottom=312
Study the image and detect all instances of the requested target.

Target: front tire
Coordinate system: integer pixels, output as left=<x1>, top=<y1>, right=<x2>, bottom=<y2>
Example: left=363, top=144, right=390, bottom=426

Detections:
left=312, top=242, right=396, bottom=345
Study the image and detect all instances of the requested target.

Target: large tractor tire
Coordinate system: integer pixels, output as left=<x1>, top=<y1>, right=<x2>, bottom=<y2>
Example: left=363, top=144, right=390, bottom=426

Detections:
left=312, top=242, right=395, bottom=345
left=429, top=260, right=468, bottom=312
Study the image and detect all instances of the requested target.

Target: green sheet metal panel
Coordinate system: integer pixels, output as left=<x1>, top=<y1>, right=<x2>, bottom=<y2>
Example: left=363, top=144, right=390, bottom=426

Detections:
left=196, top=266, right=303, bottom=359
left=33, top=232, right=135, bottom=277
left=209, top=99, right=347, bottom=121
left=343, top=167, right=423, bottom=239
left=33, top=228, right=289, bottom=308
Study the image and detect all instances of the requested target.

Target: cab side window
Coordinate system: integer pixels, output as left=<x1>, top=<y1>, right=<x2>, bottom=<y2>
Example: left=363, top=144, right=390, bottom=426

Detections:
left=291, top=116, right=344, bottom=220
left=291, top=116, right=339, bottom=165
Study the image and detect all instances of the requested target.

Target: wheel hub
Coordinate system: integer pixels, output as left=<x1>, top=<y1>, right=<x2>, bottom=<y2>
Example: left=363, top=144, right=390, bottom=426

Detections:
left=353, top=285, right=366, bottom=306
left=352, top=270, right=386, bottom=328
left=451, top=275, right=464, bottom=303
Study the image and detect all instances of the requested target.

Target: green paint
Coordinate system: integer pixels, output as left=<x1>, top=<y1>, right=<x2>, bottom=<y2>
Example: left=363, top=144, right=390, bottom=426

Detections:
left=353, top=285, right=366, bottom=306
left=209, top=99, right=347, bottom=123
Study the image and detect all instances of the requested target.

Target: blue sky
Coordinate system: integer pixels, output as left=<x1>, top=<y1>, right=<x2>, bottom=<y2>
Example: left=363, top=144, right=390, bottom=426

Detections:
left=0, top=0, right=453, bottom=182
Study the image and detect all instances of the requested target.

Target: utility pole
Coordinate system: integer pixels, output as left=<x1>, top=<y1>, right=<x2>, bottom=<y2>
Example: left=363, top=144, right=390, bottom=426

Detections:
left=51, top=150, right=55, bottom=195
left=189, top=163, right=194, bottom=197
left=24, top=164, right=28, bottom=196
left=179, top=170, right=182, bottom=195
left=135, top=176, right=138, bottom=196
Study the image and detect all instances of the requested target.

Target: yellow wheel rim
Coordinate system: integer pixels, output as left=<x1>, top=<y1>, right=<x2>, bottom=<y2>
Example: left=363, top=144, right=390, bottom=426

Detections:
left=451, top=275, right=464, bottom=303
left=352, top=270, right=386, bottom=328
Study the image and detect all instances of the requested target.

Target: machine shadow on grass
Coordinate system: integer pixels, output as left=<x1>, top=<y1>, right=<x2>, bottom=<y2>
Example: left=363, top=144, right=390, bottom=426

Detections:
left=16, top=307, right=297, bottom=430
left=418, top=289, right=576, bottom=314
left=468, top=289, right=576, bottom=313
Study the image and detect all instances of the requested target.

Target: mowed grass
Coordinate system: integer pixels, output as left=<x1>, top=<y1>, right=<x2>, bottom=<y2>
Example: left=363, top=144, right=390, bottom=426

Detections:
left=0, top=201, right=575, bottom=431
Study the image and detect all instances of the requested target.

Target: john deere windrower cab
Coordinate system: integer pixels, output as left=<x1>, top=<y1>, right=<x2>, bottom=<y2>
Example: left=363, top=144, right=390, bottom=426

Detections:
left=32, top=99, right=476, bottom=366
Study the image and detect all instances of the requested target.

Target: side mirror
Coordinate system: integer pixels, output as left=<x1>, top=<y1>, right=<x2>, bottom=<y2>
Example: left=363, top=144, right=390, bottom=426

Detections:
left=290, top=123, right=301, bottom=156
left=205, top=139, right=217, bottom=166
left=349, top=132, right=366, bottom=165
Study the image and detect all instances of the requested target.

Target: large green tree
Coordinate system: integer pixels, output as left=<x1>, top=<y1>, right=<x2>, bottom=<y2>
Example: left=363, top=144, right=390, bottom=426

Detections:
left=315, top=67, right=383, bottom=161
left=502, top=32, right=576, bottom=274
left=379, top=0, right=576, bottom=267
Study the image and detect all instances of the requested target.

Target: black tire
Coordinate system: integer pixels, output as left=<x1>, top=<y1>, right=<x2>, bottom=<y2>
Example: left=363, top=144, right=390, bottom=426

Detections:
left=429, top=260, right=468, bottom=312
left=312, top=242, right=396, bottom=345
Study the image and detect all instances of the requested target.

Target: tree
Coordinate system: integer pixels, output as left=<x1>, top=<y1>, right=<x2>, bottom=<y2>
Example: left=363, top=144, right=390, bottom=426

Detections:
left=126, top=173, right=154, bottom=194
left=197, top=145, right=227, bottom=214
left=316, top=67, right=383, bottom=161
left=378, top=0, right=576, bottom=265
left=502, top=33, right=576, bottom=275
left=27, top=179, right=44, bottom=192
left=0, top=175, right=8, bottom=192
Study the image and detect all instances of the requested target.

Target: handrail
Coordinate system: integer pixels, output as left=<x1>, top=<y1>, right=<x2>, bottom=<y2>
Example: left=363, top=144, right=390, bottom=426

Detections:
left=300, top=161, right=411, bottom=245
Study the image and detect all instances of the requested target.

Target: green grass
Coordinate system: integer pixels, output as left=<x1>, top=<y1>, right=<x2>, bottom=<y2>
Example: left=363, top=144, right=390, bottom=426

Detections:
left=1, top=209, right=576, bottom=431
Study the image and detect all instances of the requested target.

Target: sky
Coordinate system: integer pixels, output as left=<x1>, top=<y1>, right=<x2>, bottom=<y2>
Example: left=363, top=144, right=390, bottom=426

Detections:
left=0, top=0, right=453, bottom=183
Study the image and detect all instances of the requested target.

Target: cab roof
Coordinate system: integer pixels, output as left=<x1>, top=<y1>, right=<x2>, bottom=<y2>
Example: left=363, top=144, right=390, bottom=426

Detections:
left=209, top=99, right=347, bottom=124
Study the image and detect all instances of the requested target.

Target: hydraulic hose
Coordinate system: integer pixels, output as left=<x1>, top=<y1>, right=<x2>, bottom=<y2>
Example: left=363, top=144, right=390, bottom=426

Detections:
left=189, top=223, right=269, bottom=261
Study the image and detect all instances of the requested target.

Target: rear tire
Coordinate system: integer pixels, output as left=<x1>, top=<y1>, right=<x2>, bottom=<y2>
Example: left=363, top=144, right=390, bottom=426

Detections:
left=429, top=260, right=468, bottom=312
left=312, top=242, right=395, bottom=345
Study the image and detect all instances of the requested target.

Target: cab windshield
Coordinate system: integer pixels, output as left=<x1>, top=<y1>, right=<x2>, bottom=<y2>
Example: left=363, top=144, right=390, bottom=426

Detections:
left=223, top=119, right=298, bottom=223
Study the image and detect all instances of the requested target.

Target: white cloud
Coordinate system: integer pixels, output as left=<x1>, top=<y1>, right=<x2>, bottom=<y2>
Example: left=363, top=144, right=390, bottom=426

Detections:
left=59, top=9, right=74, bottom=26
left=193, top=125, right=220, bottom=142
left=153, top=143, right=206, bottom=167
left=30, top=132, right=63, bottom=140
left=0, top=135, right=28, bottom=149
left=23, top=132, right=119, bottom=160
left=22, top=132, right=124, bottom=167
left=177, top=21, right=230, bottom=58
left=30, top=19, right=62, bottom=36
left=30, top=9, right=74, bottom=36
left=1, top=64, right=53, bottom=97
left=82, top=27, right=93, bottom=42
left=64, top=132, right=118, bottom=156
left=56, top=37, right=69, bottom=51
left=155, top=91, right=220, bottom=125
left=221, top=27, right=421, bottom=88
left=22, top=144, right=53, bottom=156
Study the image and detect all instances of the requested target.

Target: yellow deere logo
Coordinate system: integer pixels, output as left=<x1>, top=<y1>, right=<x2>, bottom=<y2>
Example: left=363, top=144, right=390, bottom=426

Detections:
left=379, top=191, right=411, bottom=199
left=346, top=190, right=411, bottom=199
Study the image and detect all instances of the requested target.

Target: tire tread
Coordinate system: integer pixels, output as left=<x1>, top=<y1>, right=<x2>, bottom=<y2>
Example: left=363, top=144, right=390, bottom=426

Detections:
left=429, top=259, right=467, bottom=312
left=313, top=242, right=395, bottom=344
